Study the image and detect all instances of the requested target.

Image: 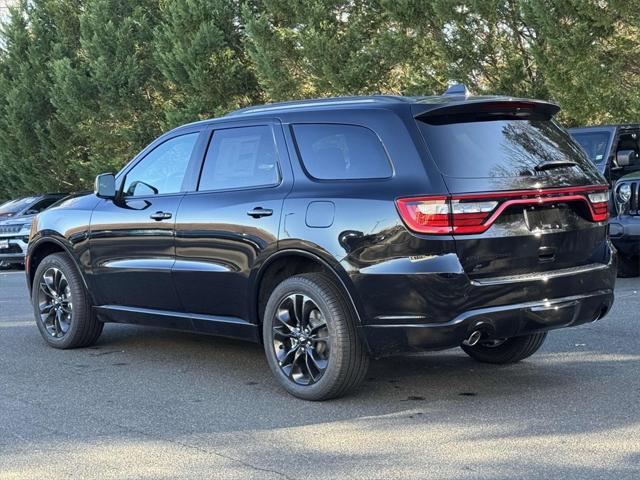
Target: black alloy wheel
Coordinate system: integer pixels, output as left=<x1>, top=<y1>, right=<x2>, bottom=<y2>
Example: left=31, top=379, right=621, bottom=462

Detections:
left=272, top=293, right=330, bottom=385
left=263, top=273, right=369, bottom=401
left=37, top=267, right=73, bottom=338
left=32, top=253, right=103, bottom=349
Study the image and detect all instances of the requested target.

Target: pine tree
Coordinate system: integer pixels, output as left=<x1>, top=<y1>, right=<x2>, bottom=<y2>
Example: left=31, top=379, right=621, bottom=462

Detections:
left=51, top=0, right=165, bottom=180
left=0, top=0, right=84, bottom=199
left=524, top=0, right=640, bottom=125
left=242, top=0, right=443, bottom=100
left=0, top=0, right=639, bottom=201
left=154, top=0, right=260, bottom=126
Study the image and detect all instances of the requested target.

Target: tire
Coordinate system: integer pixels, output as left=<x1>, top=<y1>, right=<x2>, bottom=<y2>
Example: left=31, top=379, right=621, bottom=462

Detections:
left=461, top=332, right=547, bottom=364
left=32, top=253, right=103, bottom=349
left=617, top=255, right=639, bottom=278
left=262, top=273, right=369, bottom=401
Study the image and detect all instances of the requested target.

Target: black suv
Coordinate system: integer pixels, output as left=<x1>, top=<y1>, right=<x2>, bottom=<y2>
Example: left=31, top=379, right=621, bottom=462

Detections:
left=568, top=125, right=640, bottom=276
left=27, top=88, right=616, bottom=400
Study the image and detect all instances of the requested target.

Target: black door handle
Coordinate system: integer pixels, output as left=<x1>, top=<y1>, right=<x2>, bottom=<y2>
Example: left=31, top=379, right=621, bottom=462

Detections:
left=247, top=207, right=273, bottom=218
left=150, top=211, right=172, bottom=221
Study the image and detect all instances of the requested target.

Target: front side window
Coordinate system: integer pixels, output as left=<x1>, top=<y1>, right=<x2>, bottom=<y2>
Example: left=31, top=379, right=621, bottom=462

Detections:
left=292, top=124, right=393, bottom=180
left=570, top=130, right=612, bottom=164
left=123, top=133, right=198, bottom=197
left=25, top=197, right=60, bottom=214
left=199, top=126, right=280, bottom=191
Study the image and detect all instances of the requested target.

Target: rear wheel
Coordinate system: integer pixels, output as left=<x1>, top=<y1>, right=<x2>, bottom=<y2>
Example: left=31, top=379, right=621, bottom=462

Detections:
left=461, top=332, right=547, bottom=364
left=263, top=273, right=369, bottom=401
left=32, top=253, right=103, bottom=349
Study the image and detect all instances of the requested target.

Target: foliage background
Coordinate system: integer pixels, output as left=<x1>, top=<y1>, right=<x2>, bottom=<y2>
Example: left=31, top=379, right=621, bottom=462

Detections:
left=0, top=0, right=638, bottom=200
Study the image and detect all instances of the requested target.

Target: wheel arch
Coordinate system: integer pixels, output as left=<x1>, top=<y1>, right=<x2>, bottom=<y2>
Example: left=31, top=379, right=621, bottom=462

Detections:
left=251, top=248, right=365, bottom=330
left=27, top=237, right=91, bottom=301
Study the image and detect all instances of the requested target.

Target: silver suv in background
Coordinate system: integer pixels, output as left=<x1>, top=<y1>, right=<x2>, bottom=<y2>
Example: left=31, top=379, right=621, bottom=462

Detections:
left=0, top=194, right=66, bottom=268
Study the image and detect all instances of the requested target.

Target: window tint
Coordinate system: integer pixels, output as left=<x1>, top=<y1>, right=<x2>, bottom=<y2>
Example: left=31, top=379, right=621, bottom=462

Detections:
left=123, top=133, right=198, bottom=197
left=417, top=119, right=592, bottom=178
left=292, top=124, right=392, bottom=180
left=0, top=197, right=37, bottom=215
left=570, top=131, right=612, bottom=164
left=26, top=197, right=60, bottom=214
left=199, top=126, right=279, bottom=191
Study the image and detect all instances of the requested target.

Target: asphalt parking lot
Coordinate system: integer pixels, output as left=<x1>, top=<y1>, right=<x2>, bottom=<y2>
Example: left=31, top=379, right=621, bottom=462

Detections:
left=1, top=270, right=639, bottom=480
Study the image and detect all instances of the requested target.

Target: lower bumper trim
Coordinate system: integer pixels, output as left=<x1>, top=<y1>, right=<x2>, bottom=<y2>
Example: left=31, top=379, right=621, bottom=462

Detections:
left=363, top=290, right=614, bottom=358
left=470, top=263, right=610, bottom=286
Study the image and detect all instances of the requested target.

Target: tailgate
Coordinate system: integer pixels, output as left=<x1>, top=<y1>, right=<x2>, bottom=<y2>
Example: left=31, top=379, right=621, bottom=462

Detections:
left=411, top=101, right=610, bottom=279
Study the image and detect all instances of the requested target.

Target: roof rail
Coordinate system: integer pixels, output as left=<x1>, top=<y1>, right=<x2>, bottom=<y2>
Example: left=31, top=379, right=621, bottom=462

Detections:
left=226, top=95, right=410, bottom=117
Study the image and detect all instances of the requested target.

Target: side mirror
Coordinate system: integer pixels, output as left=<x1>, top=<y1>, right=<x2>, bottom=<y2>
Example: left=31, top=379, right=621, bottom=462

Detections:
left=616, top=150, right=638, bottom=167
left=94, top=173, right=117, bottom=199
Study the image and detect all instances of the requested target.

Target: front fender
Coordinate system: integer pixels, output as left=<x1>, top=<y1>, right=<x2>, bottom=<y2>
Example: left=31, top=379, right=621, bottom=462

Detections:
left=26, top=234, right=93, bottom=301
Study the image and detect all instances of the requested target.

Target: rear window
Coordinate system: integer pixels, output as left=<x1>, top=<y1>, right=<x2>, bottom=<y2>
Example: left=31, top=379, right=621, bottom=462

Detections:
left=570, top=131, right=611, bottom=164
left=292, top=124, right=392, bottom=180
left=417, top=119, right=590, bottom=178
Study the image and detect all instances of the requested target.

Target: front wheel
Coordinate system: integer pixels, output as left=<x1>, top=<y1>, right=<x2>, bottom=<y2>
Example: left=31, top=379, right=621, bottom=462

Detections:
left=263, top=273, right=369, bottom=401
left=32, top=253, right=103, bottom=349
left=461, top=332, right=547, bottom=364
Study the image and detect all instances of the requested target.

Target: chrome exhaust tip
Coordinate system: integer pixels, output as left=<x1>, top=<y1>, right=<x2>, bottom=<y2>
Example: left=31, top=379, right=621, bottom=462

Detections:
left=463, top=330, right=482, bottom=347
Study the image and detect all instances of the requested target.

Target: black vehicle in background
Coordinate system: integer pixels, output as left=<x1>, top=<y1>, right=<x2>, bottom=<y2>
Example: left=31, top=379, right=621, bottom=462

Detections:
left=26, top=87, right=615, bottom=400
left=568, top=125, right=640, bottom=276
left=0, top=193, right=66, bottom=268
left=611, top=169, right=640, bottom=277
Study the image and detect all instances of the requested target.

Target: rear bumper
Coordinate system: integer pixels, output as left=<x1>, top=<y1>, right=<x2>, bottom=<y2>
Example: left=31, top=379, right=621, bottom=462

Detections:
left=362, top=289, right=613, bottom=357
left=610, top=216, right=640, bottom=256
left=350, top=241, right=616, bottom=358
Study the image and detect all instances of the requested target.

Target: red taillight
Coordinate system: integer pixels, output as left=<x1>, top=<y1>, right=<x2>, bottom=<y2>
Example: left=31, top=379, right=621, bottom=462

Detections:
left=449, top=199, right=499, bottom=233
left=587, top=191, right=610, bottom=222
left=395, top=196, right=451, bottom=234
left=396, top=186, right=609, bottom=235
left=395, top=196, right=497, bottom=234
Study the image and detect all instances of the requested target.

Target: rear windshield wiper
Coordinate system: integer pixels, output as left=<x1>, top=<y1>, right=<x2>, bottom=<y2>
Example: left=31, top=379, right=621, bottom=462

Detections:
left=534, top=160, right=579, bottom=171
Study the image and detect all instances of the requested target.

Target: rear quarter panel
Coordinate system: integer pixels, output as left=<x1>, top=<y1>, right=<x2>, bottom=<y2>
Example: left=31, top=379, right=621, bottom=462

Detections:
left=278, top=107, right=461, bottom=324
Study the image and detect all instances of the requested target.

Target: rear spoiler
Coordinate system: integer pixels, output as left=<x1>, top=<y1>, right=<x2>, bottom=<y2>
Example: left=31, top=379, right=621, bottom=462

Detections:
left=413, top=98, right=561, bottom=122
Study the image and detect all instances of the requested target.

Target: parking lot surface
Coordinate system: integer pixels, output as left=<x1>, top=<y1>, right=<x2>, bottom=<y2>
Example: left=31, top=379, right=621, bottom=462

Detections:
left=1, top=270, right=639, bottom=479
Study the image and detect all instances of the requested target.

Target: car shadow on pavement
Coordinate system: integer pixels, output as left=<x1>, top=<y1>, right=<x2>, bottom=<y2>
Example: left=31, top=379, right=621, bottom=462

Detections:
left=54, top=324, right=639, bottom=479
left=90, top=322, right=640, bottom=427
left=3, top=308, right=640, bottom=479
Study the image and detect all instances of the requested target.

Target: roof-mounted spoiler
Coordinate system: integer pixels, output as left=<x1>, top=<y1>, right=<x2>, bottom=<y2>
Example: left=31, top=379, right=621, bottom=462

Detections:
left=413, top=98, right=561, bottom=122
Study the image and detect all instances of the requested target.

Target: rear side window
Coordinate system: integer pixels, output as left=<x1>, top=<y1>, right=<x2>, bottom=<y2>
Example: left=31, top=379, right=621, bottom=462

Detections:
left=199, top=126, right=280, bottom=191
left=417, top=119, right=592, bottom=178
left=292, top=124, right=392, bottom=180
